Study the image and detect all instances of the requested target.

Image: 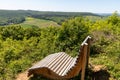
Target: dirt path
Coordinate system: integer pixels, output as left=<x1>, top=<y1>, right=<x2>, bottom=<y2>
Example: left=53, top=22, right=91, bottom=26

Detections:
left=16, top=71, right=29, bottom=80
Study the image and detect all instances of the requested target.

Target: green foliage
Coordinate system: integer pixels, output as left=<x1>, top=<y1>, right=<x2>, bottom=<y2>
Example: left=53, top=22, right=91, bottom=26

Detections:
left=0, top=10, right=25, bottom=26
left=0, top=17, right=90, bottom=80
left=107, top=11, right=120, bottom=25
left=0, top=26, right=24, bottom=40
left=57, top=17, right=89, bottom=54
left=0, top=13, right=120, bottom=80
left=89, top=12, right=120, bottom=79
left=0, top=25, right=42, bottom=40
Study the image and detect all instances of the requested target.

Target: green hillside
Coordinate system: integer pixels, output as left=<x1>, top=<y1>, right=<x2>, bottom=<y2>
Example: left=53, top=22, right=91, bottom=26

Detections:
left=0, top=10, right=101, bottom=26
left=20, top=17, right=60, bottom=28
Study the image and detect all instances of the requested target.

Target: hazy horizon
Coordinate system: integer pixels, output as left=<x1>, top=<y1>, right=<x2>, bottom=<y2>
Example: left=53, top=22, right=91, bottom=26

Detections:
left=0, top=0, right=120, bottom=13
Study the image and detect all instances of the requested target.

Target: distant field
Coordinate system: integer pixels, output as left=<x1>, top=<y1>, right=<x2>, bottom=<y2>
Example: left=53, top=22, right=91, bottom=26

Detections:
left=20, top=17, right=60, bottom=28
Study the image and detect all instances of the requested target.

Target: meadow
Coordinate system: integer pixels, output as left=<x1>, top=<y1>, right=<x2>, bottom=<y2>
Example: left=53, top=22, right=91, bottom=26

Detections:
left=20, top=17, right=60, bottom=28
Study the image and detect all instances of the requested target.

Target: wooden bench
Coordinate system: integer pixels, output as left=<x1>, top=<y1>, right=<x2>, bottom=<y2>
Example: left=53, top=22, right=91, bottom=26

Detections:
left=28, top=36, right=91, bottom=80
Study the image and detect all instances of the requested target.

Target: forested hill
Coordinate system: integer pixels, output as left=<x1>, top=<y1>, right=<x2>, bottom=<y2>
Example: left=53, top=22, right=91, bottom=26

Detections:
left=0, top=10, right=100, bottom=26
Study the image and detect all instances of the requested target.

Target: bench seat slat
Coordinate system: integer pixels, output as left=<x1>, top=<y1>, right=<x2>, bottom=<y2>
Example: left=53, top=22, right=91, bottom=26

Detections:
left=47, top=52, right=66, bottom=69
left=58, top=57, right=74, bottom=76
left=51, top=53, right=70, bottom=72
left=53, top=54, right=71, bottom=74
left=42, top=52, right=62, bottom=67
left=29, top=54, right=54, bottom=69
left=61, top=58, right=77, bottom=76
left=32, top=52, right=62, bottom=69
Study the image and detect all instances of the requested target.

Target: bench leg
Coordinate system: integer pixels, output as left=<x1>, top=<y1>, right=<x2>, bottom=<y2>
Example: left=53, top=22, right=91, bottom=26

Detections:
left=81, top=44, right=87, bottom=80
left=81, top=67, right=86, bottom=80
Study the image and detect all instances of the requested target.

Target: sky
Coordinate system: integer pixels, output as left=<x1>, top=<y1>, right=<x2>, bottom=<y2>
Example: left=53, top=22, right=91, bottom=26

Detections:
left=0, top=0, right=120, bottom=13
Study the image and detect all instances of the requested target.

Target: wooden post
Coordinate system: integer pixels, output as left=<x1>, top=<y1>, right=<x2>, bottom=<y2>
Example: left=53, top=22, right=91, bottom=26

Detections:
left=86, top=36, right=91, bottom=67
left=81, top=43, right=88, bottom=80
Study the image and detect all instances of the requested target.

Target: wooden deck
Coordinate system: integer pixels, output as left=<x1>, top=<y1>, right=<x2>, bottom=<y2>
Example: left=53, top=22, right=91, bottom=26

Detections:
left=28, top=36, right=91, bottom=80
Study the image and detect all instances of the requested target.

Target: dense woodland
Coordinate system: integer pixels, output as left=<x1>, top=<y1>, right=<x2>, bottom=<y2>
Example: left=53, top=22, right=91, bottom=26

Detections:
left=0, top=11, right=120, bottom=80
left=0, top=10, right=100, bottom=26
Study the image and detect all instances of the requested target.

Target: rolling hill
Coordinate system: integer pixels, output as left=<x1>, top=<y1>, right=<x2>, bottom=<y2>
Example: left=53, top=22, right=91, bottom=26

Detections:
left=0, top=10, right=101, bottom=26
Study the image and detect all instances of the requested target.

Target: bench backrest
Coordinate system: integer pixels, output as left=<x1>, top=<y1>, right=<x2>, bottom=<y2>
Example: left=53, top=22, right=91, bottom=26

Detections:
left=64, top=36, right=91, bottom=79
left=79, top=36, right=91, bottom=65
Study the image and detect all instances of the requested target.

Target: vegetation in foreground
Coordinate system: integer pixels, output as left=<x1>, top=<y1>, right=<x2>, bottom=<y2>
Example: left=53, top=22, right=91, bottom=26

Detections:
left=0, top=12, right=120, bottom=80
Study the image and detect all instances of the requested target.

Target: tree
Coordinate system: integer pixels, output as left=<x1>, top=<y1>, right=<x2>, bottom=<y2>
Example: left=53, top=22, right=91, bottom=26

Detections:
left=57, top=17, right=89, bottom=52
left=107, top=11, right=120, bottom=25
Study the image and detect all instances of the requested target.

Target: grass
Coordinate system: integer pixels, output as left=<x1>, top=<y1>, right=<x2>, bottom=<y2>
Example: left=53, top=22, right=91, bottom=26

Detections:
left=0, top=17, right=60, bottom=28
left=90, top=53, right=120, bottom=79
left=20, top=17, right=60, bottom=28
